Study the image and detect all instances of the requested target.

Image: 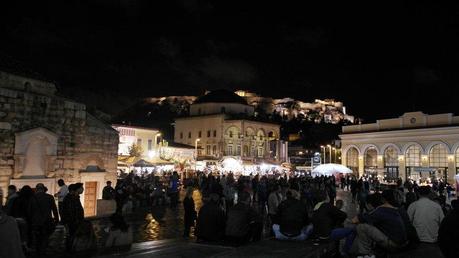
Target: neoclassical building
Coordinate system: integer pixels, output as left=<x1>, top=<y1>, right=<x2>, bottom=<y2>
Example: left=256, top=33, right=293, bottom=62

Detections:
left=340, top=111, right=459, bottom=184
left=174, top=90, right=288, bottom=164
left=0, top=67, right=118, bottom=217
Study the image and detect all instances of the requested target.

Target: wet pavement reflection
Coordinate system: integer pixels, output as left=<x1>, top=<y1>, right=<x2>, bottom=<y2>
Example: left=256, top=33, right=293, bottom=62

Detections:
left=48, top=189, right=203, bottom=256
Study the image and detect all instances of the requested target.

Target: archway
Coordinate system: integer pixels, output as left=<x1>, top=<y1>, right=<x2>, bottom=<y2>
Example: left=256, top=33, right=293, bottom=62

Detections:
left=346, top=147, right=359, bottom=175
left=384, top=146, right=399, bottom=181
left=364, top=147, right=378, bottom=178
left=429, top=144, right=448, bottom=182
left=405, top=144, right=422, bottom=181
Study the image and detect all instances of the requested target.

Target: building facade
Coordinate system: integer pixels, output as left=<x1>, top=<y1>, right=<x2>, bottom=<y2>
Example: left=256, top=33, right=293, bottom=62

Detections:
left=340, top=112, right=459, bottom=185
left=112, top=124, right=161, bottom=157
left=174, top=90, right=288, bottom=164
left=0, top=70, right=118, bottom=216
left=112, top=124, right=195, bottom=171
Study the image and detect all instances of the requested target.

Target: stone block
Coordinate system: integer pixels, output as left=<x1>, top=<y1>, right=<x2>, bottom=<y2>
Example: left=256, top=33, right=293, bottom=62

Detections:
left=96, top=199, right=116, bottom=217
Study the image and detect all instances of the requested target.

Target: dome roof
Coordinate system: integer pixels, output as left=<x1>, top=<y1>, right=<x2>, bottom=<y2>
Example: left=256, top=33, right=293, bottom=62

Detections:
left=194, top=89, right=248, bottom=105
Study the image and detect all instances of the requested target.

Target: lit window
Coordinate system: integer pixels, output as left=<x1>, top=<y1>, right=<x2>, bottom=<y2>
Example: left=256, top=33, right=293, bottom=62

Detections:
left=346, top=147, right=359, bottom=168
left=429, top=144, right=448, bottom=167
left=405, top=145, right=421, bottom=167
left=384, top=147, right=398, bottom=167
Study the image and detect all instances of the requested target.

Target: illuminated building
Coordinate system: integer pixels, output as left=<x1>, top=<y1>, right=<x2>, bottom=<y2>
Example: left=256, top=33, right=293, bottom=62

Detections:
left=174, top=90, right=288, bottom=168
left=340, top=111, right=459, bottom=185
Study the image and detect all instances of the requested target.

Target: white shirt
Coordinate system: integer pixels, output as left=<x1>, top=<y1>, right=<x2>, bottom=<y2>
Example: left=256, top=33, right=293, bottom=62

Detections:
left=407, top=197, right=444, bottom=243
left=57, top=185, right=69, bottom=202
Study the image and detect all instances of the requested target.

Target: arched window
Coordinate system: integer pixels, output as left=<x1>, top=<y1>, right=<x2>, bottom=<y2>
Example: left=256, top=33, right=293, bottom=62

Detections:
left=346, top=147, right=359, bottom=168
left=405, top=145, right=421, bottom=167
left=229, top=131, right=233, bottom=138
left=365, top=147, right=377, bottom=167
left=429, top=144, right=448, bottom=167
left=384, top=147, right=398, bottom=167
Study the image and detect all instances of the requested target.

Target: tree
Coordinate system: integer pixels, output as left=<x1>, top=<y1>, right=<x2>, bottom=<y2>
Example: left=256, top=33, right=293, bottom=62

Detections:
left=128, top=143, right=143, bottom=157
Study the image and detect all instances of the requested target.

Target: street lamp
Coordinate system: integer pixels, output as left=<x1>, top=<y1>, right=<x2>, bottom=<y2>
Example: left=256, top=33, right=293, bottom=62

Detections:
left=332, top=147, right=336, bottom=163
left=327, top=145, right=332, bottom=163
left=195, top=138, right=200, bottom=171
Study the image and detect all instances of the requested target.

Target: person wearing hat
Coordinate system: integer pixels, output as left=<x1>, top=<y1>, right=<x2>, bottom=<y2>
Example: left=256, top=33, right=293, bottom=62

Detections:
left=31, top=183, right=59, bottom=255
left=62, top=183, right=84, bottom=252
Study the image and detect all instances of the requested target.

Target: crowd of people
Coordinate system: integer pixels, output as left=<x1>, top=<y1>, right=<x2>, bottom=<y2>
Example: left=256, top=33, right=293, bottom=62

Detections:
left=1, top=170, right=457, bottom=258
left=184, top=172, right=458, bottom=257
left=0, top=179, right=133, bottom=257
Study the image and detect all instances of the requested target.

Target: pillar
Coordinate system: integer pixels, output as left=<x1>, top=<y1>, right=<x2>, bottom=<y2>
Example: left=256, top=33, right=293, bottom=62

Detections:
left=398, top=155, right=406, bottom=181
left=358, top=155, right=364, bottom=178
left=448, top=155, right=455, bottom=185
left=377, top=155, right=384, bottom=178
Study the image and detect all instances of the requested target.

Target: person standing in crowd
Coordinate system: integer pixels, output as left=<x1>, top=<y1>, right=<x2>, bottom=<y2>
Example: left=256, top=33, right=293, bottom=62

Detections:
left=55, top=179, right=68, bottom=222
left=407, top=186, right=444, bottom=243
left=0, top=207, right=25, bottom=258
left=350, top=177, right=357, bottom=203
left=102, top=181, right=116, bottom=200
left=168, top=172, right=180, bottom=208
left=5, top=185, right=19, bottom=215
left=10, top=185, right=35, bottom=251
left=438, top=200, right=459, bottom=258
left=225, top=191, right=262, bottom=244
left=272, top=189, right=311, bottom=241
left=267, top=184, right=282, bottom=225
left=31, top=183, right=59, bottom=256
left=63, top=183, right=85, bottom=252
left=195, top=194, right=226, bottom=242
left=183, top=187, right=196, bottom=238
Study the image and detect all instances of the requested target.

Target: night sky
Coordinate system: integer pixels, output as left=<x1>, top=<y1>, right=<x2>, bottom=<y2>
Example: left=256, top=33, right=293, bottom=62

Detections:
left=2, top=1, right=459, bottom=121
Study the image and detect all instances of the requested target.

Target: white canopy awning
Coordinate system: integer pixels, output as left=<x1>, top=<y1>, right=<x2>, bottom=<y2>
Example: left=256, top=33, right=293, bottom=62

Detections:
left=311, top=163, right=353, bottom=176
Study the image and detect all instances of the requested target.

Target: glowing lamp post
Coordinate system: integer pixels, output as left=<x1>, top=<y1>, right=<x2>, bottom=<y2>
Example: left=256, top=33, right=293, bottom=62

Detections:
left=195, top=138, right=200, bottom=171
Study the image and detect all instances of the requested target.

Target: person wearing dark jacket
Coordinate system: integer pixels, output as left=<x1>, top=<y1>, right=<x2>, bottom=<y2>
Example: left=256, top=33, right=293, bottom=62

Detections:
left=225, top=191, right=262, bottom=244
left=10, top=185, right=35, bottom=250
left=311, top=191, right=348, bottom=240
left=62, top=183, right=85, bottom=252
left=272, top=189, right=311, bottom=240
left=195, top=193, right=226, bottom=241
left=349, top=190, right=407, bottom=255
left=102, top=181, right=115, bottom=200
left=31, top=183, right=59, bottom=255
left=0, top=208, right=25, bottom=258
left=183, top=187, right=196, bottom=238
left=438, top=200, right=459, bottom=258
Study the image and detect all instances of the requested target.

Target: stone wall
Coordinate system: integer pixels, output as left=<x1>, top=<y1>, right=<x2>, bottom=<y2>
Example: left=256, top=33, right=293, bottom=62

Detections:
left=0, top=72, right=118, bottom=201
